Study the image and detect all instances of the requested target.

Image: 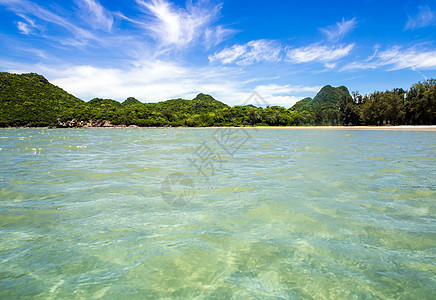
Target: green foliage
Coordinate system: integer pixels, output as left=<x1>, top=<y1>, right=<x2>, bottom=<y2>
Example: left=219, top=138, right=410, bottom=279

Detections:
left=0, top=72, right=435, bottom=127
left=405, top=80, right=436, bottom=125
left=122, top=97, right=142, bottom=106
left=0, top=72, right=87, bottom=126
left=291, top=85, right=353, bottom=125
left=360, top=89, right=406, bottom=125
left=340, top=95, right=362, bottom=126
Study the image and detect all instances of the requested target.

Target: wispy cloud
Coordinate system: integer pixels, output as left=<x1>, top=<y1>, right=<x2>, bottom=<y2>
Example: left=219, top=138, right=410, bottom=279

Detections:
left=2, top=56, right=321, bottom=108
left=209, top=40, right=282, bottom=65
left=254, top=84, right=322, bottom=107
left=342, top=46, right=436, bottom=71
left=210, top=41, right=355, bottom=67
left=1, top=0, right=236, bottom=75
left=75, top=0, right=114, bottom=31
left=209, top=44, right=246, bottom=64
left=255, top=84, right=321, bottom=94
left=15, top=14, right=38, bottom=35
left=320, top=18, right=357, bottom=42
left=378, top=47, right=436, bottom=70
left=135, top=0, right=227, bottom=48
left=3, top=0, right=435, bottom=105
left=0, top=58, right=248, bottom=105
left=2, top=0, right=232, bottom=52
left=1, top=0, right=100, bottom=45
left=365, top=44, right=380, bottom=62
left=286, top=44, right=354, bottom=64
left=16, top=21, right=31, bottom=35
left=405, top=5, right=435, bottom=30
left=204, top=25, right=235, bottom=49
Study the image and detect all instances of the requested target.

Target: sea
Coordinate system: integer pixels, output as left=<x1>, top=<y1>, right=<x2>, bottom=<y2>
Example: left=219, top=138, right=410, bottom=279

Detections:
left=0, top=128, right=435, bottom=299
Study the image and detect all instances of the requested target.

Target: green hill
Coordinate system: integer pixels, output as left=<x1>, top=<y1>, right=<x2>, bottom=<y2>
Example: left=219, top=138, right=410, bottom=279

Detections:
left=0, top=72, right=87, bottom=126
left=292, top=85, right=352, bottom=112
left=88, top=98, right=122, bottom=108
left=0, top=73, right=229, bottom=127
left=313, top=85, right=352, bottom=107
left=122, top=97, right=142, bottom=106
left=0, top=72, right=434, bottom=127
left=192, top=93, right=230, bottom=112
left=150, top=93, right=229, bottom=114
left=291, top=85, right=353, bottom=125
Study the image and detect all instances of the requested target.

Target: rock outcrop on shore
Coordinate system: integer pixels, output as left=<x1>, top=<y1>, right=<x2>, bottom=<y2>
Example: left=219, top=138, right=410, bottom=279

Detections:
left=56, top=118, right=114, bottom=128
left=55, top=118, right=144, bottom=128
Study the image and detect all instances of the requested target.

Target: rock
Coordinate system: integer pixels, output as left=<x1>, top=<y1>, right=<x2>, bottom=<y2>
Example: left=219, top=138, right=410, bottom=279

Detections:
left=57, top=118, right=114, bottom=128
left=57, top=118, right=77, bottom=128
left=102, top=120, right=113, bottom=127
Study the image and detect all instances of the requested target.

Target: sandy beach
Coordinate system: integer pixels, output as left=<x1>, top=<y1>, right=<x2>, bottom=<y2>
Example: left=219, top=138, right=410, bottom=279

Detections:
left=2, top=125, right=436, bottom=130
left=247, top=125, right=436, bottom=131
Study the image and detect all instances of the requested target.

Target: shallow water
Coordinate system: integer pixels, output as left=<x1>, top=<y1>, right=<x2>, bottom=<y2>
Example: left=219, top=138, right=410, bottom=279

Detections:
left=0, top=128, right=435, bottom=299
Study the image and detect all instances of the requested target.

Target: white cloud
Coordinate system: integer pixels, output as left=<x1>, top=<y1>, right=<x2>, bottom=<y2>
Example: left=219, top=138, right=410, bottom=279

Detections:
left=260, top=95, right=303, bottom=107
left=253, top=87, right=303, bottom=107
left=254, top=84, right=321, bottom=107
left=209, top=40, right=282, bottom=65
left=378, top=47, right=436, bottom=70
left=405, top=5, right=435, bottom=30
left=240, top=40, right=282, bottom=65
left=51, top=62, right=195, bottom=100
left=255, top=84, right=321, bottom=94
left=17, top=21, right=31, bottom=34
left=342, top=46, right=436, bottom=71
left=15, top=13, right=38, bottom=35
left=2, top=58, right=320, bottom=108
left=76, top=0, right=114, bottom=31
left=209, top=44, right=246, bottom=64
left=324, top=62, right=337, bottom=69
left=204, top=25, right=235, bottom=49
left=286, top=44, right=354, bottom=64
left=2, top=0, right=232, bottom=54
left=320, top=18, right=357, bottom=42
left=365, top=45, right=380, bottom=62
left=0, top=1, right=337, bottom=108
left=2, top=0, right=100, bottom=44
left=211, top=41, right=354, bottom=67
left=0, top=59, right=246, bottom=106
left=340, top=61, right=377, bottom=71
left=135, top=0, right=224, bottom=48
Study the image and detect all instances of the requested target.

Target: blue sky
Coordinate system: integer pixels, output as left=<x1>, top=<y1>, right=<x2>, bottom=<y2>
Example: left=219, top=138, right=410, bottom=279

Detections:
left=1, top=0, right=436, bottom=107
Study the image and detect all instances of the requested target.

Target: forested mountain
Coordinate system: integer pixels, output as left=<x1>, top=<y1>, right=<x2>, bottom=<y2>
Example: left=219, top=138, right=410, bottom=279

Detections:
left=0, top=72, right=87, bottom=126
left=293, top=85, right=352, bottom=111
left=122, top=97, right=142, bottom=106
left=0, top=72, right=435, bottom=127
left=0, top=73, right=230, bottom=127
left=291, top=85, right=354, bottom=125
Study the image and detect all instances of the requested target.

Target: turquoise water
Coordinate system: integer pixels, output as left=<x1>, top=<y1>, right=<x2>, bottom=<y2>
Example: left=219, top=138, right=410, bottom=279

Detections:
left=0, top=128, right=435, bottom=299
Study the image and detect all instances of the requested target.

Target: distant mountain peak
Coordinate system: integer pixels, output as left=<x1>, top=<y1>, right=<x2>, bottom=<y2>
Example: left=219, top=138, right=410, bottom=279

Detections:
left=122, top=97, right=142, bottom=106
left=193, top=93, right=216, bottom=101
left=292, top=84, right=352, bottom=111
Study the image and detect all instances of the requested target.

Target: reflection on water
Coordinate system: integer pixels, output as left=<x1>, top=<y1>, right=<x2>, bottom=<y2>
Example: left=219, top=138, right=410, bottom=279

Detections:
left=0, top=128, right=435, bottom=299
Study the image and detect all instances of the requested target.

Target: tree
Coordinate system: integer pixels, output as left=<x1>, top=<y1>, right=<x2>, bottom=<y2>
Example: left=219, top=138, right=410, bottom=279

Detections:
left=340, top=95, right=361, bottom=126
left=405, top=79, right=436, bottom=125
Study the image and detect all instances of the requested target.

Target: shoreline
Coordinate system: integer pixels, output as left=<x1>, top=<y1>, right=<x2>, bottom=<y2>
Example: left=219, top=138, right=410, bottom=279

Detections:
left=1, top=125, right=436, bottom=131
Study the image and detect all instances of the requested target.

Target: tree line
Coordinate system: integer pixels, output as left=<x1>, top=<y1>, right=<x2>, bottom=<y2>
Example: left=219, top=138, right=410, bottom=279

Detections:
left=340, top=80, right=436, bottom=126
left=0, top=72, right=435, bottom=127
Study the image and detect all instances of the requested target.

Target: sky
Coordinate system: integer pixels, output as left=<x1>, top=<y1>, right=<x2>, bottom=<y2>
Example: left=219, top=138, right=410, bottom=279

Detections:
left=1, top=0, right=436, bottom=107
